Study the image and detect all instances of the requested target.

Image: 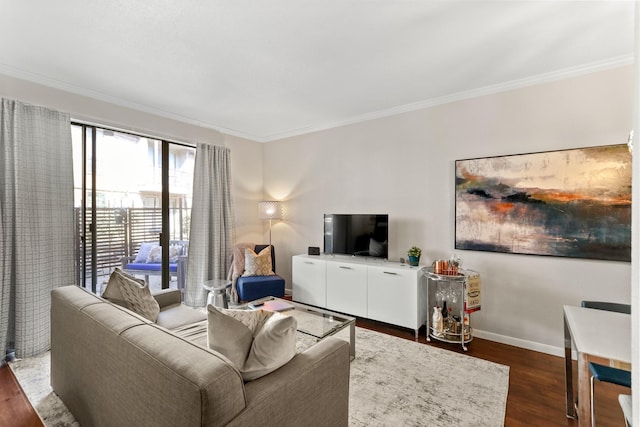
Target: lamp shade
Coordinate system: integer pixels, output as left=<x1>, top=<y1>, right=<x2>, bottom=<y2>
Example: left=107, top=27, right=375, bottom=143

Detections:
left=258, top=201, right=283, bottom=220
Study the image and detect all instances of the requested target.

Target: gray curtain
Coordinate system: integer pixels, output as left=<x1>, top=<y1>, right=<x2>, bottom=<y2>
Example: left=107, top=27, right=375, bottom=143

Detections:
left=184, top=144, right=234, bottom=307
left=0, top=99, right=75, bottom=361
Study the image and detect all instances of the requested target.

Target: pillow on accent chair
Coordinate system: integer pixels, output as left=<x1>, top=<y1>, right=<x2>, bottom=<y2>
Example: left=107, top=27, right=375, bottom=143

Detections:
left=207, top=305, right=297, bottom=381
left=242, top=246, right=275, bottom=277
left=103, top=268, right=160, bottom=322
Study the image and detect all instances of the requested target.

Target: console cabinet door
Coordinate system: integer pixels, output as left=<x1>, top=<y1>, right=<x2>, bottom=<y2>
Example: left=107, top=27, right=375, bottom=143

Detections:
left=367, top=266, right=417, bottom=329
left=326, top=261, right=368, bottom=317
left=292, top=256, right=326, bottom=307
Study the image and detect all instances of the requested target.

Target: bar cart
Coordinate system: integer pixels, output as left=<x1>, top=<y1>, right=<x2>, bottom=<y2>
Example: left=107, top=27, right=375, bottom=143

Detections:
left=425, top=267, right=481, bottom=351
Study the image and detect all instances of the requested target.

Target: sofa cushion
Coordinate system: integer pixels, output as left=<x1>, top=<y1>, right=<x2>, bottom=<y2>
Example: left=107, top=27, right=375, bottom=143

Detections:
left=242, top=246, right=275, bottom=276
left=114, top=270, right=161, bottom=322
left=157, top=303, right=207, bottom=330
left=207, top=306, right=297, bottom=381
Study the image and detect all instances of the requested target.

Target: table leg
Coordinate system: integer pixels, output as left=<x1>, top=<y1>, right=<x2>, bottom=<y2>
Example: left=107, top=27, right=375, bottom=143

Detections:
left=348, top=319, right=356, bottom=361
left=564, top=312, right=575, bottom=419
left=577, top=352, right=591, bottom=427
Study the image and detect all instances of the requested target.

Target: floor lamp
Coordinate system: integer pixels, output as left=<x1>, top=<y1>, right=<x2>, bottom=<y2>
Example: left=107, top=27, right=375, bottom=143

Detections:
left=258, top=201, right=283, bottom=247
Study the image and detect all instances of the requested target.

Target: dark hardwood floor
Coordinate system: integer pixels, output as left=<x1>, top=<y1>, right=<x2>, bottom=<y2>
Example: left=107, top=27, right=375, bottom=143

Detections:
left=0, top=319, right=628, bottom=427
left=357, top=318, right=628, bottom=427
left=0, top=363, right=43, bottom=427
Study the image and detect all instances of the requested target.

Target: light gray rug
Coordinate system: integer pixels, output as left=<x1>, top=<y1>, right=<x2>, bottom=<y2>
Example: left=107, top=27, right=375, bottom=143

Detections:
left=10, top=327, right=509, bottom=426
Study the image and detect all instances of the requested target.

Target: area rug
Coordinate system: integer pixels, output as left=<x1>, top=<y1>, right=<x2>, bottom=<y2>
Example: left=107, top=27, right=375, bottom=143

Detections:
left=10, top=327, right=509, bottom=427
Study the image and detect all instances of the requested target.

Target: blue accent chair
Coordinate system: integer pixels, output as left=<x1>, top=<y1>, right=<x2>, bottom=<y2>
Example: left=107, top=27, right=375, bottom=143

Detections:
left=581, top=301, right=631, bottom=427
left=236, top=244, right=285, bottom=302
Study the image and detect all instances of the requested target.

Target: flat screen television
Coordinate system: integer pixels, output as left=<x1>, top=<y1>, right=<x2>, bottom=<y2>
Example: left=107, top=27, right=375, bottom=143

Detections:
left=324, top=214, right=388, bottom=259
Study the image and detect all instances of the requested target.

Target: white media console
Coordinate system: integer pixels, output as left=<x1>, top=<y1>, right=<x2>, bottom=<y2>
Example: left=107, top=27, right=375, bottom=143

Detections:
left=291, top=254, right=428, bottom=338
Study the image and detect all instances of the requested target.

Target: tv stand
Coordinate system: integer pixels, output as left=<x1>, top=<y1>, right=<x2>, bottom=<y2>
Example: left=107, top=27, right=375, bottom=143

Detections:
left=291, top=254, right=428, bottom=338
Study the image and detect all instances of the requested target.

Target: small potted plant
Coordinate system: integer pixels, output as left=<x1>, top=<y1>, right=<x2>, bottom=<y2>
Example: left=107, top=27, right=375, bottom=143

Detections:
left=407, top=246, right=422, bottom=266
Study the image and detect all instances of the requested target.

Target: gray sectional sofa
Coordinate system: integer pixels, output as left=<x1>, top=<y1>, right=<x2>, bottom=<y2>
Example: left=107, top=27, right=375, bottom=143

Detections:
left=50, top=286, right=350, bottom=427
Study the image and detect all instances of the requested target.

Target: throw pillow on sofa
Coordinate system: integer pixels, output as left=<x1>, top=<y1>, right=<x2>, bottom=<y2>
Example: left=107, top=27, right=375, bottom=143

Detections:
left=103, top=268, right=160, bottom=322
left=207, top=305, right=297, bottom=381
left=242, top=246, right=275, bottom=276
left=102, top=268, right=145, bottom=307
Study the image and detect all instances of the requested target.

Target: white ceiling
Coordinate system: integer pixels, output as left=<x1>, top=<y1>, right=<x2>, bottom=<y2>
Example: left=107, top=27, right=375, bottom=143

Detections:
left=0, top=1, right=635, bottom=142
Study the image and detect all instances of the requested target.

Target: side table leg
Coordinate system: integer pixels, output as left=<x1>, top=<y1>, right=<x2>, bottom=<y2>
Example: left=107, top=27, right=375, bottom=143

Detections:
left=349, top=320, right=356, bottom=361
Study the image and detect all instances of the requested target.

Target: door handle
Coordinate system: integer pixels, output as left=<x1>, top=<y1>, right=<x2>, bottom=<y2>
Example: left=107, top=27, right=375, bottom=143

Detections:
left=339, top=266, right=353, bottom=270
left=383, top=271, right=398, bottom=275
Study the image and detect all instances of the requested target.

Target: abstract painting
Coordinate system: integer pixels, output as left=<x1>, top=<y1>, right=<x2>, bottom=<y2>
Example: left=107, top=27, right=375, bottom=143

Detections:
left=455, top=145, right=631, bottom=261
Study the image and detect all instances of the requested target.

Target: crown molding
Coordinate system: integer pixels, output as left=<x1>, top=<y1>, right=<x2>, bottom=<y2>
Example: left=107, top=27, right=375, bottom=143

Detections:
left=1, top=55, right=633, bottom=144
left=0, top=63, right=264, bottom=141
left=261, top=55, right=634, bottom=142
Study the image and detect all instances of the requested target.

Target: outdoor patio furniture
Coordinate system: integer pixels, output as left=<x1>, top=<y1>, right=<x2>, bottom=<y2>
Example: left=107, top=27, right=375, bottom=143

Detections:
left=121, top=240, right=188, bottom=290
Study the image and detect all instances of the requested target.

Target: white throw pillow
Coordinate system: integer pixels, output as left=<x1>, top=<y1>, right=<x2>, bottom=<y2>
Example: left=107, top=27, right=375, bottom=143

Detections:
left=146, top=245, right=162, bottom=263
left=242, top=247, right=275, bottom=276
left=207, top=305, right=297, bottom=381
left=207, top=306, right=255, bottom=369
left=242, top=312, right=297, bottom=380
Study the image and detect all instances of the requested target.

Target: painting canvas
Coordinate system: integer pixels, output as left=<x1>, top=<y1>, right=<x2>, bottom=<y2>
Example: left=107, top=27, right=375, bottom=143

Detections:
left=455, top=145, right=631, bottom=261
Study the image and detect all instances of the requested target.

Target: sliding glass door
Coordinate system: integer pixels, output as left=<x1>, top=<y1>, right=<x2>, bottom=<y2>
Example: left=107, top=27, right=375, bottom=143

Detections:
left=72, top=124, right=194, bottom=294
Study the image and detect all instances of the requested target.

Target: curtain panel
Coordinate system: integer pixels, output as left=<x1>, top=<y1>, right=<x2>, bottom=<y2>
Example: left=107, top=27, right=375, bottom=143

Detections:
left=184, top=144, right=234, bottom=307
left=0, top=99, right=75, bottom=361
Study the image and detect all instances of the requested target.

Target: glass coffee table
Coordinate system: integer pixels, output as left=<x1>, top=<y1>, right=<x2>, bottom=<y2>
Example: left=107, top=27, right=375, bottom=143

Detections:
left=246, top=297, right=356, bottom=361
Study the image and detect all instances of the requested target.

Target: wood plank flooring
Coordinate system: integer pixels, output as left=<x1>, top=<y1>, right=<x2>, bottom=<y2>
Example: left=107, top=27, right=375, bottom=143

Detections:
left=357, top=318, right=628, bottom=427
left=0, top=319, right=628, bottom=427
left=0, top=363, right=43, bottom=427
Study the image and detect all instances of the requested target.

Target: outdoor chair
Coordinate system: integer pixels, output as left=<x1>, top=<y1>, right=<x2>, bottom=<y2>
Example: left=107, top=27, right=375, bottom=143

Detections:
left=121, top=240, right=188, bottom=291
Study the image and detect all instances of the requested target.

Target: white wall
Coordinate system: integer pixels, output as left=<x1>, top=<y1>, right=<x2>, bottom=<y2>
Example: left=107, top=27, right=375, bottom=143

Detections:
left=263, top=65, right=634, bottom=355
left=0, top=73, right=264, bottom=244
left=2, top=66, right=634, bottom=355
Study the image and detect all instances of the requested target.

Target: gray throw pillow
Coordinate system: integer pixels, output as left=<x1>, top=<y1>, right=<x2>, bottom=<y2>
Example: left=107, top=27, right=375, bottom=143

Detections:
left=207, top=306, right=297, bottom=381
left=104, top=268, right=160, bottom=322
left=102, top=268, right=145, bottom=307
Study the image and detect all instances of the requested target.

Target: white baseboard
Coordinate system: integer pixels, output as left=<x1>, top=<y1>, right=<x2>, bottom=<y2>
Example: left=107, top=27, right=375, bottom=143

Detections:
left=473, top=329, right=570, bottom=358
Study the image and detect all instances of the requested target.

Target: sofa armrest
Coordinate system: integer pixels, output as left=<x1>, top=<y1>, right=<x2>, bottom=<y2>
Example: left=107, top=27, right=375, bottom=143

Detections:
left=152, top=288, right=182, bottom=308
left=227, top=337, right=350, bottom=427
left=120, top=255, right=135, bottom=269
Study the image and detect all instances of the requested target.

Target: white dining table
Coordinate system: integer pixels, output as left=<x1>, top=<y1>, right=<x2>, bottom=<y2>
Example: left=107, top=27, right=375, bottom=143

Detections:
left=563, top=305, right=631, bottom=427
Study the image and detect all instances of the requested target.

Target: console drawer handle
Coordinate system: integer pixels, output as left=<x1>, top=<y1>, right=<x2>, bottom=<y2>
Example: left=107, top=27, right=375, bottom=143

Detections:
left=339, top=266, right=353, bottom=270
left=383, top=271, right=398, bottom=275
left=304, top=261, right=314, bottom=265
